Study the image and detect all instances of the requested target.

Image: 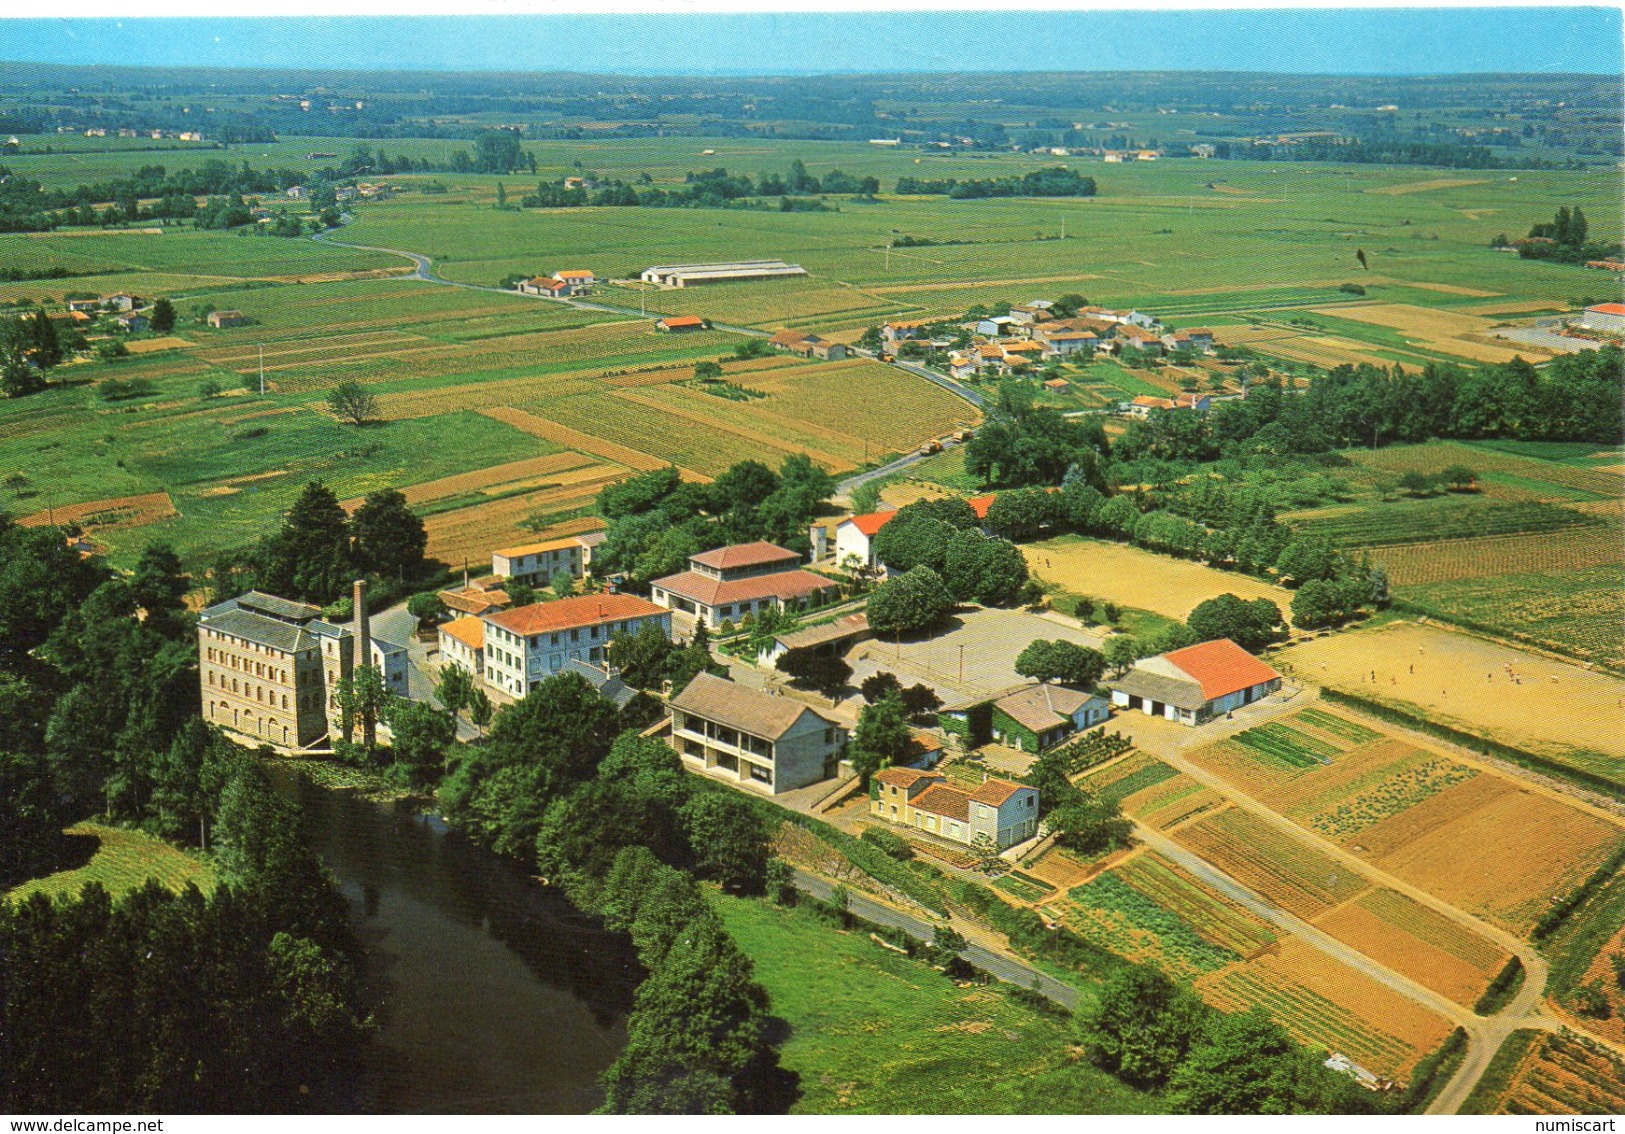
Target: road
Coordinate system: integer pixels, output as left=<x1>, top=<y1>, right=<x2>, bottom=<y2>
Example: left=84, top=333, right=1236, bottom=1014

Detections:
left=790, top=868, right=1081, bottom=1009
left=370, top=598, right=484, bottom=742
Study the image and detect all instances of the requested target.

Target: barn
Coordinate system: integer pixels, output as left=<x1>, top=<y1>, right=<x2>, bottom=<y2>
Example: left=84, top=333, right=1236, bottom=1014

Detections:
left=1107, top=638, right=1282, bottom=726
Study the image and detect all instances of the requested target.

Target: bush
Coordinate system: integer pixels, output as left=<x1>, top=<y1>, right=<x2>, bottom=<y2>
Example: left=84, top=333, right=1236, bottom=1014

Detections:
left=860, top=826, right=914, bottom=860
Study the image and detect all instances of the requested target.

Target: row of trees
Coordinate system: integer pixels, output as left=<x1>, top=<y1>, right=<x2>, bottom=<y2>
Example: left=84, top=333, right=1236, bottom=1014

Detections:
left=593, top=457, right=834, bottom=588
left=516, top=162, right=880, bottom=211
left=893, top=167, right=1098, bottom=198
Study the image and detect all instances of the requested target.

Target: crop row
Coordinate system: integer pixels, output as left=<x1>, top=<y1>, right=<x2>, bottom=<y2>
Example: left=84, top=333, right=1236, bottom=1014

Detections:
left=1299, top=499, right=1600, bottom=549
left=993, top=871, right=1056, bottom=902
left=1232, top=723, right=1337, bottom=769
left=1069, top=872, right=1240, bottom=976
left=1115, top=854, right=1278, bottom=956
left=1294, top=708, right=1382, bottom=744
left=1308, top=757, right=1477, bottom=840
left=1047, top=729, right=1136, bottom=776
left=1181, top=811, right=1369, bottom=919
left=1359, top=889, right=1507, bottom=973
left=1204, top=967, right=1416, bottom=1075
left=1096, top=761, right=1180, bottom=807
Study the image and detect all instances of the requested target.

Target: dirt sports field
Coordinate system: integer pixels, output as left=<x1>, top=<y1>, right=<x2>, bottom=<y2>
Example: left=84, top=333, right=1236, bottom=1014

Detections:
left=1269, top=620, right=1625, bottom=766
left=1025, top=536, right=1295, bottom=621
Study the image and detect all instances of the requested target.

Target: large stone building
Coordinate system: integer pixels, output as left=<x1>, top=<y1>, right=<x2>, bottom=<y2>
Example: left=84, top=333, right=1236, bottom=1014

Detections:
left=668, top=672, right=845, bottom=795
left=198, top=584, right=408, bottom=750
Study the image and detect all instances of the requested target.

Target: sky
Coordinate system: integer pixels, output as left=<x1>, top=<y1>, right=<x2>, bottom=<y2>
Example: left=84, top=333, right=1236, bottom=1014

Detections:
left=2, top=9, right=1620, bottom=76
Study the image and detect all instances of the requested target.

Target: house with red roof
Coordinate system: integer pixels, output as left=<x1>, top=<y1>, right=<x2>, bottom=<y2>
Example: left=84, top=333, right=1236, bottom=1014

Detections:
left=871, top=766, right=1039, bottom=849
left=1106, top=637, right=1282, bottom=725
left=834, top=509, right=898, bottom=568
left=654, top=314, right=709, bottom=333
left=1579, top=303, right=1625, bottom=335
left=650, top=541, right=839, bottom=631
left=481, top=593, right=671, bottom=699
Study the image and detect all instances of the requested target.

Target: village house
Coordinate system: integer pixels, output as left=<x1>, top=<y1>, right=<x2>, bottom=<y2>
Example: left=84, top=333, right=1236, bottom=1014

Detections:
left=65, top=298, right=102, bottom=314
left=654, top=314, right=709, bottom=333
left=871, top=767, right=1039, bottom=850
left=479, top=593, right=671, bottom=700
left=104, top=293, right=141, bottom=312
left=1114, top=324, right=1165, bottom=354
left=834, top=509, right=897, bottom=569
left=197, top=585, right=408, bottom=750
left=940, top=683, right=1111, bottom=752
left=113, top=312, right=150, bottom=334
left=437, top=574, right=511, bottom=617
left=669, top=672, right=846, bottom=794
left=438, top=616, right=485, bottom=678
left=1031, top=321, right=1099, bottom=357
left=518, top=276, right=571, bottom=298
left=1008, top=300, right=1056, bottom=325
left=973, top=314, right=1018, bottom=337
left=1128, top=392, right=1210, bottom=416
left=207, top=310, right=253, bottom=329
left=768, top=328, right=848, bottom=361
left=882, top=320, right=931, bottom=345
left=1001, top=340, right=1045, bottom=367
left=947, top=352, right=977, bottom=381
left=555, top=269, right=596, bottom=289
left=490, top=534, right=596, bottom=587
left=650, top=541, right=839, bottom=632
left=1107, top=637, right=1283, bottom=726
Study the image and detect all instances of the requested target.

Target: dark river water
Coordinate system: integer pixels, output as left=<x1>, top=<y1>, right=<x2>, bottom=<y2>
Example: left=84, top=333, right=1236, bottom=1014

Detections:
left=267, top=767, right=638, bottom=1114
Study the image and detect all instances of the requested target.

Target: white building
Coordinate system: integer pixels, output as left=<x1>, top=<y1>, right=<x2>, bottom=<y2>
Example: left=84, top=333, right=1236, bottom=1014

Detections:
left=480, top=593, right=671, bottom=699
left=668, top=672, right=846, bottom=794
left=1106, top=638, right=1282, bottom=726
left=871, top=767, right=1040, bottom=850
left=834, top=510, right=897, bottom=569
left=1579, top=303, right=1625, bottom=334
left=640, top=260, right=807, bottom=288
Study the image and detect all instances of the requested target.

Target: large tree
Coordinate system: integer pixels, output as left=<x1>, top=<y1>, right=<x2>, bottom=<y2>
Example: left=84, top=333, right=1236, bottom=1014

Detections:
left=326, top=380, right=377, bottom=427
left=1014, top=638, right=1105, bottom=687
left=1186, top=593, right=1282, bottom=652
left=258, top=480, right=353, bottom=603
left=1079, top=965, right=1208, bottom=1089
left=865, top=565, right=954, bottom=636
left=349, top=488, right=428, bottom=578
left=848, top=692, right=915, bottom=781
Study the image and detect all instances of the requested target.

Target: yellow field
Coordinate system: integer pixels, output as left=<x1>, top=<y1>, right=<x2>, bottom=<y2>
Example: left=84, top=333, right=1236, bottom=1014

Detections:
left=1026, top=536, right=1295, bottom=621
left=1310, top=302, right=1534, bottom=363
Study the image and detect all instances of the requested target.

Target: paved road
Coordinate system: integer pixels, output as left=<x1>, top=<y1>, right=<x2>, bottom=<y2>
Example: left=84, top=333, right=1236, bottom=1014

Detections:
left=790, top=868, right=1080, bottom=1009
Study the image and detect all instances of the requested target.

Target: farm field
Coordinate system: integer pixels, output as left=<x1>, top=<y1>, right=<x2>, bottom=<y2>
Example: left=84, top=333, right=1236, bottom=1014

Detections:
left=1173, top=807, right=1370, bottom=921
left=1023, top=535, right=1295, bottom=621
left=1194, top=936, right=1456, bottom=1081
left=1313, top=888, right=1511, bottom=1007
left=709, top=893, right=1158, bottom=1115
left=5, top=823, right=217, bottom=904
left=1268, top=620, right=1625, bottom=779
left=1462, top=1029, right=1625, bottom=1115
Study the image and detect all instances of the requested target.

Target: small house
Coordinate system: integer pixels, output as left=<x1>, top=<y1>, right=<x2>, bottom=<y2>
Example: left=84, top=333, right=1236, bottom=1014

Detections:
left=655, top=314, right=708, bottom=333
left=870, top=768, right=1039, bottom=850
left=207, top=310, right=253, bottom=329
left=1107, top=638, right=1282, bottom=726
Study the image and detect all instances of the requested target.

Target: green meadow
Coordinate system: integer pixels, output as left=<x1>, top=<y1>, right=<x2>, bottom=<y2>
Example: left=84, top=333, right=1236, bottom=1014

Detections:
left=6, top=823, right=217, bottom=905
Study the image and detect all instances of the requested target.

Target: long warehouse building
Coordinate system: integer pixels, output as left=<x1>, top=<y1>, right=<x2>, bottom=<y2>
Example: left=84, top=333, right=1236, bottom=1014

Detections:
left=641, top=260, right=808, bottom=288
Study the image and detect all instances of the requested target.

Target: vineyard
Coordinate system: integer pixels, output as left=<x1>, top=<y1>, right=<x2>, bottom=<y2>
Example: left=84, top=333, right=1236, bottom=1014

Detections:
left=1175, top=808, right=1370, bottom=920
left=1292, top=498, right=1600, bottom=549
left=1375, top=524, right=1623, bottom=587
left=1196, top=940, right=1452, bottom=1080
left=1399, top=563, right=1625, bottom=670
left=1305, top=754, right=1478, bottom=840
left=1472, top=1030, right=1625, bottom=1115
left=1231, top=722, right=1341, bottom=769
left=1063, top=870, right=1242, bottom=978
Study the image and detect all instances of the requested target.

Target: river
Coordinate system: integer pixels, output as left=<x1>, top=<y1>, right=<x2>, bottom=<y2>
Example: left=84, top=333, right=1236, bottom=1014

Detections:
left=267, top=767, right=637, bottom=1114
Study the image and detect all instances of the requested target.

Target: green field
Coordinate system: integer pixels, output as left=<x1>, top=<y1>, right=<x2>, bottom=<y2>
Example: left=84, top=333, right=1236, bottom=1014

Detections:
left=711, top=893, right=1158, bottom=1115
left=6, top=823, right=217, bottom=904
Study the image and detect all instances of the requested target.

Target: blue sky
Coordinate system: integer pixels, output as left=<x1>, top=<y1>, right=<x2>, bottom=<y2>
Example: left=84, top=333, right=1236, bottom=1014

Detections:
left=4, top=10, right=1620, bottom=76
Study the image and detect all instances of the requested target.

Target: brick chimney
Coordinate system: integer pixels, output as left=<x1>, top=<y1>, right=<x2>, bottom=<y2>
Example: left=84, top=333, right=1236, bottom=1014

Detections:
left=353, top=578, right=370, bottom=669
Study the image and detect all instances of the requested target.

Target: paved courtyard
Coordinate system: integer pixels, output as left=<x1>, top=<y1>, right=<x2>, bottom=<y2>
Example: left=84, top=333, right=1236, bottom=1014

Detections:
left=844, top=606, right=1108, bottom=707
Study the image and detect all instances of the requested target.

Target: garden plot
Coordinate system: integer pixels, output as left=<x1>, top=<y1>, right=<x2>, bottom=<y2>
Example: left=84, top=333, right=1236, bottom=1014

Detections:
left=1174, top=808, right=1370, bottom=921
left=19, top=491, right=177, bottom=532
left=338, top=451, right=587, bottom=509
left=1196, top=937, right=1455, bottom=1081
left=1081, top=752, right=1180, bottom=808
left=1062, top=869, right=1245, bottom=979
left=1475, top=1030, right=1625, bottom=1115
left=1314, top=888, right=1511, bottom=1007
left=1121, top=774, right=1225, bottom=832
left=1349, top=772, right=1622, bottom=936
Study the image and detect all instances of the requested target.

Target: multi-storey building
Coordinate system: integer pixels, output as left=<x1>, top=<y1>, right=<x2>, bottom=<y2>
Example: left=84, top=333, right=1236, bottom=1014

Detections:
left=668, top=672, right=845, bottom=795
left=649, top=541, right=838, bottom=632
left=479, top=593, right=670, bottom=699
left=198, top=584, right=408, bottom=750
left=871, top=767, right=1039, bottom=850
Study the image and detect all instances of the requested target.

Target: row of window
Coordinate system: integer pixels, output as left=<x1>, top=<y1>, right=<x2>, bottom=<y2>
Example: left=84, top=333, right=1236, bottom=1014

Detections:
left=205, top=646, right=292, bottom=686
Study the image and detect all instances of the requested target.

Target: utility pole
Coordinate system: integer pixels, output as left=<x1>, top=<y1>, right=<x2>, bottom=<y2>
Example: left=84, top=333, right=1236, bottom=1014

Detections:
left=1060, top=215, right=1066, bottom=240
left=258, top=344, right=265, bottom=394
left=885, top=242, right=892, bottom=271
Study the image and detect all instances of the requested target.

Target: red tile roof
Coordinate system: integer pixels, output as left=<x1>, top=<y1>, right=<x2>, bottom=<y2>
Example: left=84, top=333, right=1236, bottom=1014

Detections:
left=1587, top=303, right=1625, bottom=316
left=911, top=783, right=970, bottom=822
left=969, top=778, right=1031, bottom=806
left=875, top=766, right=942, bottom=790
left=439, top=616, right=485, bottom=650
left=652, top=569, right=834, bottom=608
left=1162, top=638, right=1282, bottom=701
left=968, top=494, right=996, bottom=519
left=690, top=541, right=800, bottom=571
left=657, top=314, right=707, bottom=328
left=842, top=510, right=897, bottom=537
left=485, top=593, right=666, bottom=636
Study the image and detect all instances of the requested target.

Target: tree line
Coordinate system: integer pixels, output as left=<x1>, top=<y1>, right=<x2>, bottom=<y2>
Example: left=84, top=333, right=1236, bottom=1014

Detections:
left=0, top=517, right=369, bottom=1111
left=515, top=160, right=879, bottom=211
left=894, top=166, right=1098, bottom=198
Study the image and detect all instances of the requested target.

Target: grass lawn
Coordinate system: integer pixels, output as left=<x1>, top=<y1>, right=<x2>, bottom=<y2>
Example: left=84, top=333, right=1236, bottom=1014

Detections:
left=711, top=893, right=1159, bottom=1115
left=6, top=823, right=217, bottom=905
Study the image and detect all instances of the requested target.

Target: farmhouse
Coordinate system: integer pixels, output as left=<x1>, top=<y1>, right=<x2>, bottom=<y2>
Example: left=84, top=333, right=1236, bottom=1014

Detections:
left=768, top=328, right=848, bottom=360
left=198, top=584, right=409, bottom=750
left=66, top=298, right=102, bottom=313
left=491, top=535, right=589, bottom=587
left=940, top=683, right=1110, bottom=752
left=438, top=616, right=485, bottom=677
left=834, top=509, right=897, bottom=569
left=1008, top=300, right=1056, bottom=325
left=113, top=312, right=150, bottom=334
left=480, top=593, right=671, bottom=699
left=1107, top=637, right=1282, bottom=725
left=650, top=541, right=839, bottom=631
left=437, top=575, right=511, bottom=616
left=883, top=321, right=931, bottom=344
left=1115, top=324, right=1165, bottom=354
left=654, top=314, right=709, bottom=333
left=104, top=293, right=141, bottom=312
left=1579, top=303, right=1625, bottom=334
left=641, top=260, right=807, bottom=288
left=974, top=315, right=1018, bottom=336
left=518, top=276, right=570, bottom=298
left=1032, top=323, right=1098, bottom=357
left=871, top=767, right=1039, bottom=850
left=669, top=671, right=846, bottom=794
left=206, top=310, right=253, bottom=329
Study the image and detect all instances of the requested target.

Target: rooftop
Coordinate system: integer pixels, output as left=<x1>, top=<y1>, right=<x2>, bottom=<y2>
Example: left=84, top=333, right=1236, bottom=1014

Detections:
left=874, top=766, right=942, bottom=790
left=493, top=536, right=585, bottom=559
left=1587, top=302, right=1625, bottom=316
left=201, top=607, right=318, bottom=654
left=485, top=593, right=665, bottom=637
left=1162, top=638, right=1282, bottom=701
left=656, top=314, right=707, bottom=328
left=994, top=683, right=1098, bottom=734
left=910, top=782, right=970, bottom=822
left=840, top=510, right=897, bottom=537
left=670, top=671, right=832, bottom=740
left=440, top=616, right=485, bottom=651
left=652, top=568, right=833, bottom=608
left=771, top=612, right=869, bottom=653
left=690, top=541, right=800, bottom=571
